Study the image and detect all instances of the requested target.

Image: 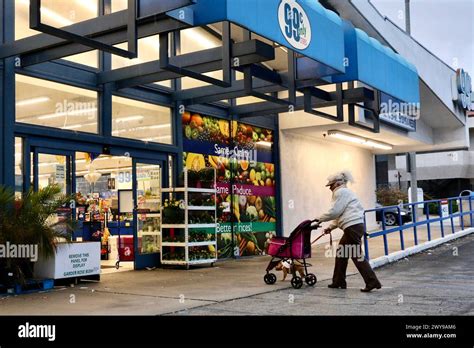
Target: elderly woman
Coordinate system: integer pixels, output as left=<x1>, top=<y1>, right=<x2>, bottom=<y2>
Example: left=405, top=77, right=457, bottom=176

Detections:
left=316, top=171, right=382, bottom=292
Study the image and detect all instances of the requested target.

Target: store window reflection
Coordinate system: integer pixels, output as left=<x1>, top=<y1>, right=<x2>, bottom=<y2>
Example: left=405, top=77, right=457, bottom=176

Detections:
left=16, top=75, right=98, bottom=133
left=15, top=0, right=99, bottom=68
left=112, top=96, right=172, bottom=144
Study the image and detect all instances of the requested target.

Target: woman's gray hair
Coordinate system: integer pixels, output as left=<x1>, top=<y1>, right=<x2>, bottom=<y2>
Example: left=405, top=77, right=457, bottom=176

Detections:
left=327, top=170, right=355, bottom=185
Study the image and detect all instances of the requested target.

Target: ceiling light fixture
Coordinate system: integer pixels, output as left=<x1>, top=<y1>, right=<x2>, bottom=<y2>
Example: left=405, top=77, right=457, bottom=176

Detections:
left=16, top=96, right=50, bottom=107
left=327, top=130, right=393, bottom=150
left=115, top=115, right=145, bottom=123
left=37, top=107, right=98, bottom=120
left=62, top=122, right=97, bottom=130
left=142, top=135, right=172, bottom=142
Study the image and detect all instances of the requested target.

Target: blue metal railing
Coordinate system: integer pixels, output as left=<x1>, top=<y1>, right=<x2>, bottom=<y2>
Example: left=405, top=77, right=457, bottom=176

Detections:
left=363, top=195, right=474, bottom=260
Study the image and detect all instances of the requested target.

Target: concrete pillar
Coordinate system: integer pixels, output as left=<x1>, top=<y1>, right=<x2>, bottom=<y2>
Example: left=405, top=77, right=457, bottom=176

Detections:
left=409, top=152, right=418, bottom=204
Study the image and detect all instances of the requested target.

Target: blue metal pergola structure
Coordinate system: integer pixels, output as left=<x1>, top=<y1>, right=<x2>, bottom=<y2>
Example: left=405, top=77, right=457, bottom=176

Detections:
left=0, top=0, right=421, bottom=251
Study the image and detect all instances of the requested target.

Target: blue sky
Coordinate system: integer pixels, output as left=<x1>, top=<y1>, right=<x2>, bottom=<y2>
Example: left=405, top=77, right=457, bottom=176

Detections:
left=371, top=0, right=474, bottom=75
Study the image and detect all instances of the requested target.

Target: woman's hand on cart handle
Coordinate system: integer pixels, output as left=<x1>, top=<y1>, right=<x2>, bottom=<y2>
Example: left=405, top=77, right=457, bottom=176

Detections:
left=310, top=219, right=321, bottom=230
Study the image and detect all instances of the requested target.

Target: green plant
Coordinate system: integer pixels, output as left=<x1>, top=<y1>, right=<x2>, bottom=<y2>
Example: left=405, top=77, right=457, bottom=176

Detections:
left=162, top=198, right=185, bottom=224
left=199, top=168, right=214, bottom=182
left=0, top=185, right=75, bottom=285
left=427, top=202, right=439, bottom=215
left=187, top=169, right=199, bottom=186
left=375, top=187, right=408, bottom=206
left=449, top=200, right=459, bottom=214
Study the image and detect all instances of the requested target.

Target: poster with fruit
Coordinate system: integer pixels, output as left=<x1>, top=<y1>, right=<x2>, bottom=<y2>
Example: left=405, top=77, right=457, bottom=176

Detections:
left=182, top=112, right=277, bottom=258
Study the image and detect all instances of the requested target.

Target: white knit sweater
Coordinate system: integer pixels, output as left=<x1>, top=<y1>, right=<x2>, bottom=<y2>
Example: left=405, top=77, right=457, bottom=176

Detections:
left=318, top=186, right=365, bottom=231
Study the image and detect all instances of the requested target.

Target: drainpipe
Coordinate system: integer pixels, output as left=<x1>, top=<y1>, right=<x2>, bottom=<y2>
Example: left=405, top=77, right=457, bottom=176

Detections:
left=405, top=0, right=411, bottom=35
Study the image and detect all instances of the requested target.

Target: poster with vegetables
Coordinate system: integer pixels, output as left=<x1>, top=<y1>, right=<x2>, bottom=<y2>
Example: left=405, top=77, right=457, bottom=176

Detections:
left=182, top=112, right=277, bottom=258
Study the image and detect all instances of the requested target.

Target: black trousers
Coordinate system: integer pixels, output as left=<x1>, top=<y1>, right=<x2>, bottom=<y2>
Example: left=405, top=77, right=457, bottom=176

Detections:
left=332, top=223, right=380, bottom=286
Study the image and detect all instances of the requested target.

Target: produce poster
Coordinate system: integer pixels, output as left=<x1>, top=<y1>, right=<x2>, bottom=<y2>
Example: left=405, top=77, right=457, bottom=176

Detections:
left=182, top=112, right=277, bottom=258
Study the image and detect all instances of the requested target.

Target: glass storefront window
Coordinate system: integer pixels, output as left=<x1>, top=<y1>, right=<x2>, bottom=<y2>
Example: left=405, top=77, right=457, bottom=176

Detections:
left=111, top=35, right=171, bottom=89
left=111, top=0, right=128, bottom=12
left=16, top=74, right=98, bottom=133
left=180, top=27, right=223, bottom=89
left=15, top=138, right=23, bottom=198
left=15, top=0, right=99, bottom=68
left=112, top=96, right=172, bottom=144
left=37, top=154, right=69, bottom=194
left=110, top=1, right=170, bottom=88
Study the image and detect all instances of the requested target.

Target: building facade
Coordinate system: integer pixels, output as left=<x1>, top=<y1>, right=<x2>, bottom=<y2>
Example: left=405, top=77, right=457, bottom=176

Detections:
left=0, top=0, right=469, bottom=270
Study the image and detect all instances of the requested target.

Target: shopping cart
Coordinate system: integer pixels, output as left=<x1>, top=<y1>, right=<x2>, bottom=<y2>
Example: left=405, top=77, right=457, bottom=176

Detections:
left=264, top=219, right=328, bottom=289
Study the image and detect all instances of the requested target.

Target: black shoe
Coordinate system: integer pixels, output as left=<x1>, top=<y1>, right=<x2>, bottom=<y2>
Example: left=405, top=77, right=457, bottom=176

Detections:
left=328, top=283, right=347, bottom=289
left=360, top=282, right=382, bottom=292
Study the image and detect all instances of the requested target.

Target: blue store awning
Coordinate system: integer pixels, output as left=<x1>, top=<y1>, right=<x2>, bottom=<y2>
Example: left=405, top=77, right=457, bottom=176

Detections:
left=184, top=0, right=419, bottom=105
left=190, top=0, right=346, bottom=76
left=329, top=20, right=420, bottom=104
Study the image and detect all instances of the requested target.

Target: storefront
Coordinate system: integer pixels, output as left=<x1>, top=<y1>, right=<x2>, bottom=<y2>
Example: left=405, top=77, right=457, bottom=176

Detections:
left=0, top=0, right=420, bottom=271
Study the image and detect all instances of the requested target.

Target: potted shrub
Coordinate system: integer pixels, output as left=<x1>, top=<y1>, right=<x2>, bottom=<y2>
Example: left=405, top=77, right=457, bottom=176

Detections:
left=0, top=185, right=75, bottom=288
left=375, top=187, right=408, bottom=206
left=162, top=198, right=185, bottom=224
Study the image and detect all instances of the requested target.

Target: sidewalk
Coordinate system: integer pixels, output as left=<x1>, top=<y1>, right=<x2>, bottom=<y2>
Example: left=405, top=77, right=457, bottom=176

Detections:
left=0, top=224, right=470, bottom=315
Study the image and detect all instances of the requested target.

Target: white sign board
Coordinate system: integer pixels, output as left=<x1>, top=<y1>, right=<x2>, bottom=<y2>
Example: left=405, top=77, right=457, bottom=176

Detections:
left=278, top=0, right=312, bottom=50
left=119, top=189, right=134, bottom=213
left=441, top=200, right=449, bottom=217
left=55, top=164, right=66, bottom=181
left=35, top=242, right=100, bottom=279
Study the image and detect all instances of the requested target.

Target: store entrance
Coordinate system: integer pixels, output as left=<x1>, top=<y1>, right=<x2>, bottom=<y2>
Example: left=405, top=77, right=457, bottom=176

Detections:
left=29, top=142, right=168, bottom=273
left=133, top=159, right=164, bottom=269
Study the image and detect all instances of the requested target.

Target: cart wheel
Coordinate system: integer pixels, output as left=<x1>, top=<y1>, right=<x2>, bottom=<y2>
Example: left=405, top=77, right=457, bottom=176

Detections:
left=115, top=261, right=120, bottom=270
left=264, top=273, right=277, bottom=285
left=305, top=273, right=317, bottom=286
left=291, top=276, right=303, bottom=289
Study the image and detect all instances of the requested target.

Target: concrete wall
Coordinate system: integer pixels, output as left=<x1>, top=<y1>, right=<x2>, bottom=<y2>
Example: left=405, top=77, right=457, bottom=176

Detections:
left=392, top=151, right=474, bottom=182
left=279, top=131, right=378, bottom=240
